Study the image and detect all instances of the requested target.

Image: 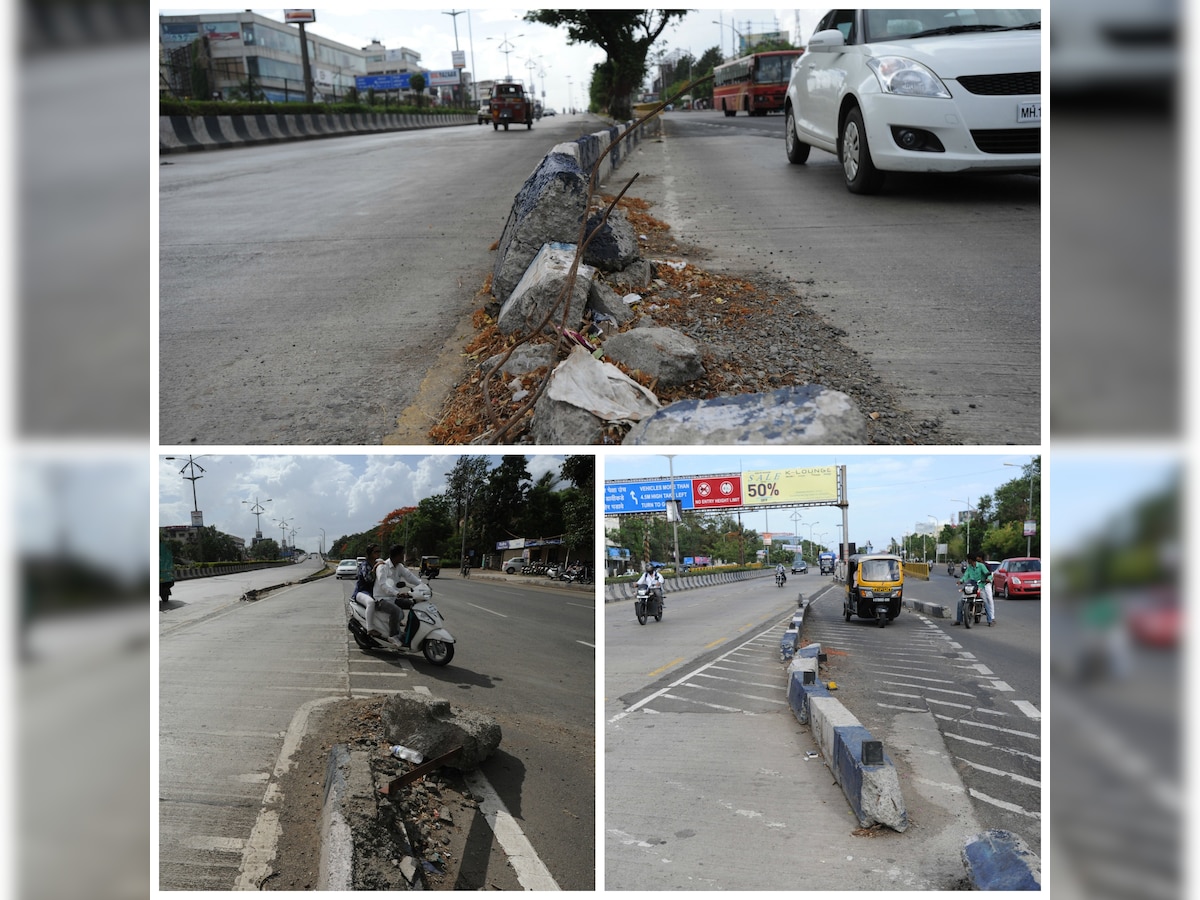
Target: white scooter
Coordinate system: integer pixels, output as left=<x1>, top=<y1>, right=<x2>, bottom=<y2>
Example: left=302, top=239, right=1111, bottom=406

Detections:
left=345, top=581, right=456, bottom=666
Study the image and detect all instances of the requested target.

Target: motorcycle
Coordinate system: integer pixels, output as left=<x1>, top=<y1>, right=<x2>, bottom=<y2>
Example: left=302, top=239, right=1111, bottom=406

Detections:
left=959, top=579, right=984, bottom=628
left=346, top=581, right=456, bottom=666
left=634, top=585, right=663, bottom=625
left=775, top=570, right=786, bottom=588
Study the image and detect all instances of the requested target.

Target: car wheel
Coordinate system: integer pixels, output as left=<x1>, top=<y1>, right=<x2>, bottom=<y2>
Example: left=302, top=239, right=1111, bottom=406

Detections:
left=841, top=106, right=885, bottom=195
left=785, top=107, right=810, bottom=165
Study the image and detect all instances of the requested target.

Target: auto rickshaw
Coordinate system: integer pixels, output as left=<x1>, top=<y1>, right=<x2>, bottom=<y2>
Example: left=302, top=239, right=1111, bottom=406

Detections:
left=819, top=551, right=836, bottom=575
left=418, top=556, right=441, bottom=579
left=844, top=553, right=903, bottom=627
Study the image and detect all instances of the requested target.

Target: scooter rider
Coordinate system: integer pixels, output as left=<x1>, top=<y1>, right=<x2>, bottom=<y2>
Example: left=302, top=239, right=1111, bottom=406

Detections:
left=376, top=544, right=424, bottom=649
left=776, top=562, right=787, bottom=584
left=354, top=544, right=399, bottom=646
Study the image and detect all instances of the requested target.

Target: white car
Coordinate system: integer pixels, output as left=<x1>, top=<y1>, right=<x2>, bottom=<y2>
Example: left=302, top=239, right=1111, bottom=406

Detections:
left=503, top=557, right=526, bottom=574
left=336, top=558, right=359, bottom=579
left=785, top=9, right=1041, bottom=193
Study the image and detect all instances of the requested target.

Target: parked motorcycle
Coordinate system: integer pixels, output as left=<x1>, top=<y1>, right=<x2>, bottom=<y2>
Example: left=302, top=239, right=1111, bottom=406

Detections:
left=346, top=581, right=456, bottom=665
left=959, top=579, right=984, bottom=628
left=634, top=586, right=663, bottom=625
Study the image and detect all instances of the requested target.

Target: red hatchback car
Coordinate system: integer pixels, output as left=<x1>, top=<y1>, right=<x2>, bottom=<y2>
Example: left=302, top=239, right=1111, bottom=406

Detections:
left=993, top=557, right=1041, bottom=599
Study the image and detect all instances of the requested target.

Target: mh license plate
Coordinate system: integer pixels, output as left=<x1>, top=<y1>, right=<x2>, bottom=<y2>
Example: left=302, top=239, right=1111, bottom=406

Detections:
left=1018, top=100, right=1041, bottom=123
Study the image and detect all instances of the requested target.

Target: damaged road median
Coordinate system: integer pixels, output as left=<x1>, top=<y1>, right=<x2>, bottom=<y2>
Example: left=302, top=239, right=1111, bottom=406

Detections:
left=257, top=692, right=532, bottom=891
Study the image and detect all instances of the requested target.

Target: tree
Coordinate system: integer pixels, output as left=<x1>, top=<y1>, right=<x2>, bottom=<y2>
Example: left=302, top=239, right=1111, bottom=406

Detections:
left=410, top=72, right=426, bottom=108
left=559, top=455, right=594, bottom=562
left=250, top=538, right=280, bottom=561
left=525, top=10, right=688, bottom=119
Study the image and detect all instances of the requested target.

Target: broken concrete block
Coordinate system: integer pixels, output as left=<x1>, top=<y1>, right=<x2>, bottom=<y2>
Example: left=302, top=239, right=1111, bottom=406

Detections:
left=583, top=207, right=640, bottom=273
left=480, top=342, right=555, bottom=377
left=601, top=326, right=705, bottom=387
left=493, top=153, right=589, bottom=302
left=381, top=692, right=501, bottom=771
left=496, top=242, right=595, bottom=337
left=587, top=280, right=635, bottom=325
left=622, top=385, right=868, bottom=445
left=529, top=345, right=660, bottom=444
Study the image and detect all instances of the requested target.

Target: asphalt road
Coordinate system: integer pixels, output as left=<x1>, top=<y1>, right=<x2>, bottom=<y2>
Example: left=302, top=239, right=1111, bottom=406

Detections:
left=806, top=570, right=1042, bottom=854
left=604, top=571, right=996, bottom=890
left=159, top=565, right=594, bottom=890
left=637, top=109, right=1041, bottom=444
left=158, top=114, right=599, bottom=445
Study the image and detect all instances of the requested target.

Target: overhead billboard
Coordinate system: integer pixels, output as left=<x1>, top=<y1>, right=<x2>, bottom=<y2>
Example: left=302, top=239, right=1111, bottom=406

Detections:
left=742, top=466, right=838, bottom=505
left=604, top=479, right=694, bottom=515
left=691, top=475, right=741, bottom=509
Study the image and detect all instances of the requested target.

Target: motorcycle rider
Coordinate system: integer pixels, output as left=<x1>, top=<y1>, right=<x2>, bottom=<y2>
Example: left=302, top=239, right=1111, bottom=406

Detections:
left=376, top=544, right=424, bottom=649
left=636, top=565, right=666, bottom=609
left=955, top=553, right=992, bottom=626
left=776, top=562, right=787, bottom=585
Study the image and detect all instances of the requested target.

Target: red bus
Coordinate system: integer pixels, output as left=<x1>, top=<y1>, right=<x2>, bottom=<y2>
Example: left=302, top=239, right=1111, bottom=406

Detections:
left=712, top=49, right=804, bottom=117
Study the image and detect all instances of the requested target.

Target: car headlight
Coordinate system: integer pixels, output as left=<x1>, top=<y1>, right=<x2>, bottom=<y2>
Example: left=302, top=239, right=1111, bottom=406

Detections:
left=866, top=56, right=951, bottom=98
left=1011, top=577, right=1022, bottom=586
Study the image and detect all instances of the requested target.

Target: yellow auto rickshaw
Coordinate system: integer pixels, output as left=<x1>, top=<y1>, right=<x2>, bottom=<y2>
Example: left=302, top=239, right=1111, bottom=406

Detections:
left=844, top=553, right=904, bottom=627
left=419, top=556, right=441, bottom=579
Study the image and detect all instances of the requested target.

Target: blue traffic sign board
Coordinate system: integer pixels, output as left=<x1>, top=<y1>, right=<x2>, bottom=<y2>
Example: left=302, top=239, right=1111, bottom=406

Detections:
left=355, top=73, right=411, bottom=91
left=604, top=479, right=694, bottom=515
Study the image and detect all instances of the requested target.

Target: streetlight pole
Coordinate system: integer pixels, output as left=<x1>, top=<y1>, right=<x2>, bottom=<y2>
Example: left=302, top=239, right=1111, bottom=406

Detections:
left=319, top=527, right=326, bottom=559
left=242, top=495, right=272, bottom=541
left=487, top=32, right=523, bottom=79
left=928, top=515, right=939, bottom=565
left=662, top=455, right=681, bottom=577
left=950, top=499, right=971, bottom=558
left=1004, top=461, right=1037, bottom=556
left=165, top=455, right=207, bottom=525
left=443, top=10, right=465, bottom=108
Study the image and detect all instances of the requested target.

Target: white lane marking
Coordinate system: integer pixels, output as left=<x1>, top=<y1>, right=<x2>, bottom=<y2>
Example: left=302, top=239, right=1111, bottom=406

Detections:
left=466, top=602, right=508, bottom=618
left=945, top=732, right=1041, bottom=762
left=968, top=787, right=1041, bottom=818
left=662, top=692, right=753, bottom=714
left=1012, top=699, right=1041, bottom=719
left=679, top=681, right=786, bottom=706
left=577, top=641, right=595, bottom=648
left=987, top=680, right=1015, bottom=691
left=960, top=757, right=1042, bottom=787
left=464, top=769, right=560, bottom=890
left=609, top=617, right=787, bottom=723
left=934, top=713, right=1038, bottom=740
left=188, top=834, right=246, bottom=852
left=566, top=602, right=594, bottom=611
left=413, top=685, right=431, bottom=695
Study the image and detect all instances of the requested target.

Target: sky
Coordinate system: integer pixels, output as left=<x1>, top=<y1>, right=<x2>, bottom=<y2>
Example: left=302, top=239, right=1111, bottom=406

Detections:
left=603, top=452, right=1038, bottom=555
left=157, top=6, right=827, bottom=112
left=158, top=453, right=567, bottom=553
left=1047, top=452, right=1179, bottom=552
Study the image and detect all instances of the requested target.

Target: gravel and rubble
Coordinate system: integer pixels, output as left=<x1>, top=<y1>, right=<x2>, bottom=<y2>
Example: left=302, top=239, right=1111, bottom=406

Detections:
left=429, top=194, right=949, bottom=445
left=265, top=696, right=517, bottom=891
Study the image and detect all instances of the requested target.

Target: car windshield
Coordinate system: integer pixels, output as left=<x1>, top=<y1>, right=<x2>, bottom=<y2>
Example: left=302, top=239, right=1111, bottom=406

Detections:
left=754, top=55, right=797, bottom=84
left=864, top=9, right=1040, bottom=42
left=1010, top=559, right=1040, bottom=573
left=859, top=559, right=900, bottom=582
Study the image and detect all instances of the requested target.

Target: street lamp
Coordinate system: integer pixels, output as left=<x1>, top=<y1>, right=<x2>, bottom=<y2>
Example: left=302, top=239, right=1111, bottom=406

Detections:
left=242, top=495, right=272, bottom=541
left=1004, top=461, right=1037, bottom=556
left=165, top=455, right=208, bottom=526
left=928, top=515, right=939, bottom=564
left=486, top=32, right=523, bottom=78
left=443, top=10, right=465, bottom=108
left=662, top=455, right=682, bottom=577
left=319, top=527, right=326, bottom=559
left=711, top=19, right=744, bottom=57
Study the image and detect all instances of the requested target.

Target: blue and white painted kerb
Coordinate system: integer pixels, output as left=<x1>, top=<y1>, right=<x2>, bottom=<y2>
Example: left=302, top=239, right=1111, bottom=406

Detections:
left=786, top=642, right=908, bottom=831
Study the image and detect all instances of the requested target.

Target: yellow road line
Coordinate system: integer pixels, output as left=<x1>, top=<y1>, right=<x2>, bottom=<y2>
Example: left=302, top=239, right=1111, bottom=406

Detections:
left=704, top=638, right=724, bottom=649
left=648, top=657, right=685, bottom=677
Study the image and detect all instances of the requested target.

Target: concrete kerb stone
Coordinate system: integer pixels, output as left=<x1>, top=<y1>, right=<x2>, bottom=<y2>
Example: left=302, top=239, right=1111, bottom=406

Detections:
left=905, top=597, right=949, bottom=618
left=160, top=112, right=474, bottom=154
left=785, top=604, right=909, bottom=832
left=962, top=829, right=1042, bottom=890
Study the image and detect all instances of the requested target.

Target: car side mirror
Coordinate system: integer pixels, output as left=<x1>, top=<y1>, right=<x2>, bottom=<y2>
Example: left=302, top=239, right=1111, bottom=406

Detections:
left=806, top=28, right=846, bottom=52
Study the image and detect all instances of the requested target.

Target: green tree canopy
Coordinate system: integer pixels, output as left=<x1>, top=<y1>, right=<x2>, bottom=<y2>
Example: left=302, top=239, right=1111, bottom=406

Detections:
left=526, top=9, right=688, bottom=119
